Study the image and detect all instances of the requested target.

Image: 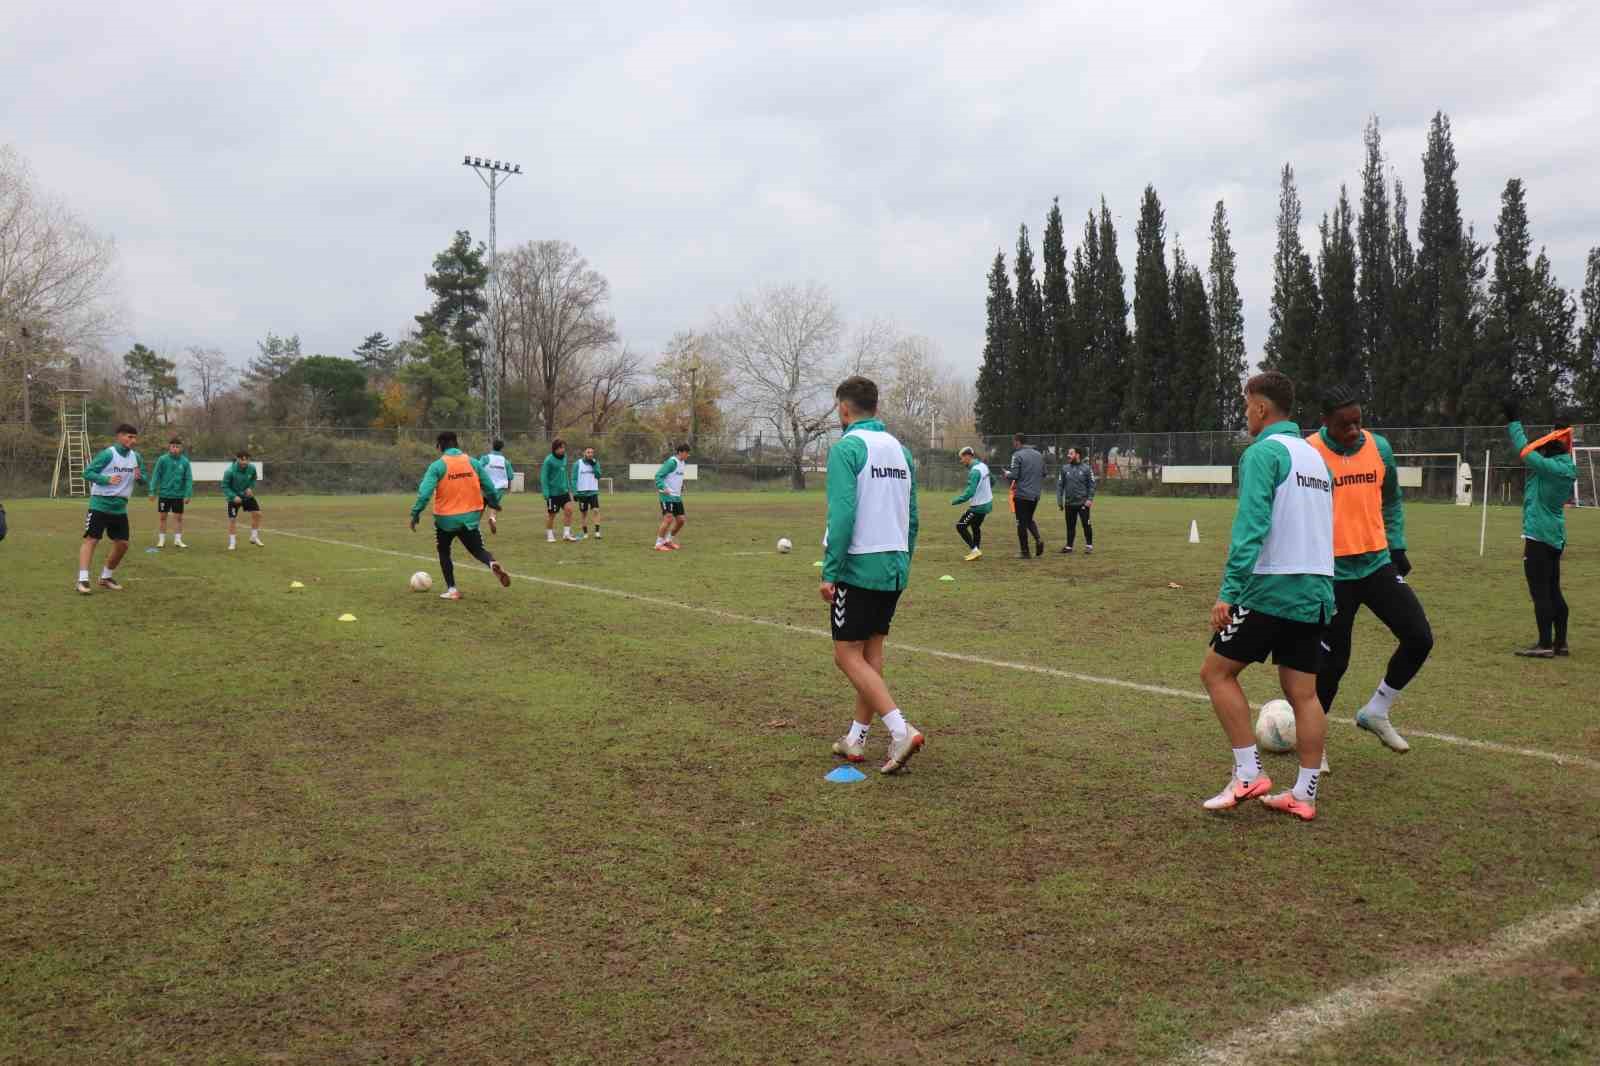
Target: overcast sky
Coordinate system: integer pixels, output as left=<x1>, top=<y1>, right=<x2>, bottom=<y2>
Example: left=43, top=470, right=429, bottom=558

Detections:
left=5, top=0, right=1598, bottom=383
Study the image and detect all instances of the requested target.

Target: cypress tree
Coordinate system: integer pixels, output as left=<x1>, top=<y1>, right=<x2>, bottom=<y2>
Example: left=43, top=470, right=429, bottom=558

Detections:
left=1011, top=224, right=1046, bottom=433
left=1264, top=164, right=1320, bottom=418
left=1095, top=199, right=1132, bottom=432
left=1316, top=185, right=1361, bottom=399
left=1128, top=185, right=1175, bottom=431
left=1384, top=179, right=1424, bottom=424
left=1483, top=177, right=1535, bottom=420
left=1172, top=258, right=1215, bottom=432
left=1576, top=248, right=1600, bottom=421
left=974, top=250, right=1014, bottom=436
left=1357, top=117, right=1395, bottom=416
left=1523, top=250, right=1576, bottom=424
left=1417, top=111, right=1482, bottom=424
left=1071, top=211, right=1102, bottom=432
left=1208, top=200, right=1247, bottom=431
left=1041, top=198, right=1075, bottom=437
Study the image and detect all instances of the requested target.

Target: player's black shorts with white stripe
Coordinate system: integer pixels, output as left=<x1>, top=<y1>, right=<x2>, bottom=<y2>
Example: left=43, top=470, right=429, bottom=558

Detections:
left=227, top=497, right=260, bottom=519
left=83, top=509, right=130, bottom=542
left=659, top=498, right=684, bottom=517
left=829, top=582, right=902, bottom=642
left=545, top=493, right=571, bottom=514
left=575, top=492, right=601, bottom=513
left=158, top=497, right=185, bottom=514
left=1210, top=605, right=1325, bottom=675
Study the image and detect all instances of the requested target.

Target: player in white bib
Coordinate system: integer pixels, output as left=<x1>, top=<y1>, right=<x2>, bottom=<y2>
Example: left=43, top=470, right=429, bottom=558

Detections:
left=1201, top=371, right=1335, bottom=821
left=476, top=438, right=514, bottom=535
left=821, top=376, right=925, bottom=774
left=572, top=447, right=603, bottom=539
left=76, top=423, right=148, bottom=593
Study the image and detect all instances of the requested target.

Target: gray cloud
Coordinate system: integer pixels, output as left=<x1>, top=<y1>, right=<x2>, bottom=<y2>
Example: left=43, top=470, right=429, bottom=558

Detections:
left=4, top=0, right=1597, bottom=383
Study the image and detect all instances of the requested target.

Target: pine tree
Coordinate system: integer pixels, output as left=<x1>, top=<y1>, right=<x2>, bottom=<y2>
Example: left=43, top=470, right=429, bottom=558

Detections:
left=1128, top=185, right=1175, bottom=431
left=1208, top=200, right=1247, bottom=431
left=416, top=230, right=490, bottom=389
left=1010, top=224, right=1046, bottom=434
left=1483, top=178, right=1535, bottom=420
left=1316, top=185, right=1361, bottom=400
left=1171, top=256, right=1215, bottom=432
left=1384, top=179, right=1424, bottom=424
left=974, top=250, right=1014, bottom=436
left=354, top=331, right=398, bottom=376
left=1357, top=117, right=1395, bottom=415
left=1523, top=250, right=1576, bottom=424
left=1264, top=164, right=1320, bottom=419
left=1576, top=248, right=1600, bottom=420
left=1096, top=201, right=1132, bottom=432
left=1041, top=198, right=1075, bottom=437
left=1416, top=112, right=1481, bottom=424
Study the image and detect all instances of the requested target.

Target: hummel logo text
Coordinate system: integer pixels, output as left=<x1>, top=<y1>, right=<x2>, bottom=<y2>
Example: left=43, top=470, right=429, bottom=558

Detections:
left=870, top=465, right=908, bottom=480
left=1295, top=471, right=1331, bottom=491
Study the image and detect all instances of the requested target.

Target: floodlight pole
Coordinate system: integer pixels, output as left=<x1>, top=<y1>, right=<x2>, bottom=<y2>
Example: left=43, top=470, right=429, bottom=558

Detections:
left=462, top=155, right=520, bottom=443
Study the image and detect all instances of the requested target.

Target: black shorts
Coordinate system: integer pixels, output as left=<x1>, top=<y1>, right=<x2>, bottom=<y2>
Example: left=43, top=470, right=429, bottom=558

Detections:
left=546, top=494, right=571, bottom=514
left=158, top=497, right=185, bottom=515
left=227, top=497, right=261, bottom=519
left=83, top=509, right=130, bottom=542
left=659, top=499, right=685, bottom=517
left=575, top=493, right=601, bottom=513
left=1210, top=605, right=1325, bottom=675
left=830, top=583, right=902, bottom=642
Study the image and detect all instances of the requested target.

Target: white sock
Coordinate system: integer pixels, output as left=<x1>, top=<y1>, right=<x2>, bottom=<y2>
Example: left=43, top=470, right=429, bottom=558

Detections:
left=251, top=530, right=261, bottom=541
left=547, top=530, right=555, bottom=541
left=665, top=532, right=676, bottom=542
left=881, top=709, right=908, bottom=741
left=100, top=567, right=114, bottom=579
left=1232, top=744, right=1261, bottom=783
left=175, top=534, right=185, bottom=544
left=847, top=720, right=869, bottom=745
left=77, top=569, right=89, bottom=582
left=229, top=535, right=237, bottom=547
left=1293, top=766, right=1321, bottom=803
left=1363, top=681, right=1401, bottom=718
left=157, top=533, right=165, bottom=546
left=563, top=526, right=571, bottom=536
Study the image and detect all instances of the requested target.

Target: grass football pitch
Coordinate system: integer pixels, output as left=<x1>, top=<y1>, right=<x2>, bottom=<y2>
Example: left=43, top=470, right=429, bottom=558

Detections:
left=2, top=491, right=1597, bottom=1064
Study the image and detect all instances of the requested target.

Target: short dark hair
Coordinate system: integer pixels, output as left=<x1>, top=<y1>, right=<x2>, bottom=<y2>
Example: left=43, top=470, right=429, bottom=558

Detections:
left=235, top=449, right=250, bottom=459
left=675, top=442, right=690, bottom=454
left=436, top=431, right=458, bottom=451
left=1321, top=383, right=1361, bottom=415
left=114, top=422, right=138, bottom=435
left=492, top=438, right=504, bottom=451
left=958, top=446, right=975, bottom=458
left=835, top=375, right=879, bottom=414
left=551, top=437, right=566, bottom=452
left=168, top=436, right=183, bottom=445
left=1013, top=433, right=1026, bottom=446
left=1246, top=371, right=1295, bottom=417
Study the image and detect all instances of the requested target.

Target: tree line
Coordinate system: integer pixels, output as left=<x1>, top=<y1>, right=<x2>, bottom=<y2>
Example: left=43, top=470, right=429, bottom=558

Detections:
left=976, top=112, right=1600, bottom=437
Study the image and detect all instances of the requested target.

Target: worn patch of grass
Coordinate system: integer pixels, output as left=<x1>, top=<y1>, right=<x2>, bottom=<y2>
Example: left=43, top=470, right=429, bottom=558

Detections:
left=1, top=492, right=1596, bottom=1063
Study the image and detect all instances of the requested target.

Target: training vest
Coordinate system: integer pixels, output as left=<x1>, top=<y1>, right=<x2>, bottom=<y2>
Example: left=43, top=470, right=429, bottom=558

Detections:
left=969, top=461, right=993, bottom=507
left=575, top=459, right=600, bottom=493
left=482, top=453, right=510, bottom=490
left=837, top=426, right=912, bottom=555
left=434, top=453, right=485, bottom=516
left=1306, top=431, right=1388, bottom=557
left=1253, top=436, right=1335, bottom=577
left=90, top=447, right=141, bottom=500
left=660, top=457, right=686, bottom=497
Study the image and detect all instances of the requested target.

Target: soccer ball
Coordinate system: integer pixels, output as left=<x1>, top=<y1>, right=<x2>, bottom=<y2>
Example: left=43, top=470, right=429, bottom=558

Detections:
left=776, top=537, right=793, bottom=554
left=409, top=571, right=433, bottom=592
left=1254, top=699, right=1297, bottom=753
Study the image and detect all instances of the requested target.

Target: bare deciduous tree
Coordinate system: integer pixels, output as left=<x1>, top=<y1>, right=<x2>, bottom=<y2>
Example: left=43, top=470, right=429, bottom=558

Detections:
left=498, top=240, right=618, bottom=435
left=185, top=346, right=234, bottom=429
left=714, top=282, right=844, bottom=490
left=579, top=344, right=645, bottom=434
left=880, top=334, right=946, bottom=447
left=0, top=145, right=120, bottom=423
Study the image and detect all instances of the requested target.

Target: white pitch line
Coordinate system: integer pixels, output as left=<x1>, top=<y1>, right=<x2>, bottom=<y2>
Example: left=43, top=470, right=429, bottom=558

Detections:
left=265, top=528, right=1600, bottom=773
left=1175, top=890, right=1600, bottom=1066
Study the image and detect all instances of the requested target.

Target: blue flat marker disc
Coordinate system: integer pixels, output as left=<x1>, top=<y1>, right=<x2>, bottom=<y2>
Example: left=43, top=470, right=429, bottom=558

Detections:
left=824, top=765, right=867, bottom=783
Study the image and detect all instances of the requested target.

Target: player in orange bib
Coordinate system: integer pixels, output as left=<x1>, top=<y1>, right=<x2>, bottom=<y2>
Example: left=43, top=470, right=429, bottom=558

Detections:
left=1305, top=385, right=1433, bottom=765
left=409, top=431, right=511, bottom=601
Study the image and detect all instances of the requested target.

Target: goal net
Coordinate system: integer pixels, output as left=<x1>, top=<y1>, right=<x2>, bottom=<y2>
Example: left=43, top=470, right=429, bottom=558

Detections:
left=1573, top=448, right=1600, bottom=507
left=1393, top=452, right=1471, bottom=505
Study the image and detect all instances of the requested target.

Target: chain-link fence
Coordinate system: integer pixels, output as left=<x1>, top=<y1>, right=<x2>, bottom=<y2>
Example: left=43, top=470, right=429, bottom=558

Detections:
left=0, top=421, right=1586, bottom=502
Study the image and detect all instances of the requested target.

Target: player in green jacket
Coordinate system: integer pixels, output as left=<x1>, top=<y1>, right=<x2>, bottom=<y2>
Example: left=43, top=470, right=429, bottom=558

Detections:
left=221, top=450, right=263, bottom=549
left=1506, top=402, right=1579, bottom=657
left=951, top=446, right=992, bottom=561
left=541, top=439, right=576, bottom=543
left=822, top=376, right=924, bottom=775
left=653, top=444, right=691, bottom=551
left=76, top=423, right=148, bottom=593
left=1200, top=371, right=1334, bottom=822
left=149, top=436, right=194, bottom=549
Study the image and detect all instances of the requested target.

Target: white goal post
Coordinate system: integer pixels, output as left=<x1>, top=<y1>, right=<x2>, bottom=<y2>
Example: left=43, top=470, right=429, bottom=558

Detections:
left=1394, top=452, right=1470, bottom=506
left=1572, top=447, right=1600, bottom=507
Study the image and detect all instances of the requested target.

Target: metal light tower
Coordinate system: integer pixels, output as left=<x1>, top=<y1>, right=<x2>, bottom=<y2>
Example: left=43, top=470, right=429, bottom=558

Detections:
left=462, top=155, right=520, bottom=442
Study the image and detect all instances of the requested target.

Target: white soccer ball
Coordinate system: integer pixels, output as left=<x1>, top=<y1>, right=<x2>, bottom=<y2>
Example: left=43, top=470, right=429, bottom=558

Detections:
left=409, top=571, right=433, bottom=592
left=1254, top=698, right=1297, bottom=753
left=776, top=537, right=793, bottom=554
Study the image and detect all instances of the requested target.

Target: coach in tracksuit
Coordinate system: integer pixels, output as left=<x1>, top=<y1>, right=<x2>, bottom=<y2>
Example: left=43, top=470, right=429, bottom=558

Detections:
left=1003, top=434, right=1045, bottom=558
left=1056, top=447, right=1096, bottom=554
